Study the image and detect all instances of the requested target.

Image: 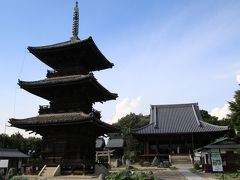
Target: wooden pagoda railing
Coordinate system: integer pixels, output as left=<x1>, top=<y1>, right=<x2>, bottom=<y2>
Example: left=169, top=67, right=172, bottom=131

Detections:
left=39, top=105, right=51, bottom=114
left=39, top=105, right=102, bottom=119
left=46, top=70, right=62, bottom=78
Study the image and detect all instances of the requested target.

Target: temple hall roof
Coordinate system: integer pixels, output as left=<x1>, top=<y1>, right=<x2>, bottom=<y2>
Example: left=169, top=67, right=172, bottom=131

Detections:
left=28, top=37, right=113, bottom=72
left=18, top=73, right=118, bottom=102
left=132, top=103, right=229, bottom=135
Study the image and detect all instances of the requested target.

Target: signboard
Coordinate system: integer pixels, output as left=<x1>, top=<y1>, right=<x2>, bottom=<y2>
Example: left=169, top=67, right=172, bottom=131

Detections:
left=211, top=152, right=223, bottom=172
left=0, top=159, right=9, bottom=168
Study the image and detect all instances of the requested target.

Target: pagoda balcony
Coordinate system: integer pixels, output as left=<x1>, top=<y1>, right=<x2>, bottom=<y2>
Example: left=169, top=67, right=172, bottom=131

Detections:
left=39, top=105, right=51, bottom=114
left=46, top=70, right=64, bottom=78
left=46, top=70, right=75, bottom=78
left=92, top=108, right=101, bottom=119
left=38, top=105, right=102, bottom=118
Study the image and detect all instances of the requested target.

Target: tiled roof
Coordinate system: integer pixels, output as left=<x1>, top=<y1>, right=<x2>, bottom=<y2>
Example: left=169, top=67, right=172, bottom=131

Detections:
left=10, top=112, right=94, bottom=126
left=27, top=37, right=114, bottom=72
left=28, top=38, right=86, bottom=50
left=96, top=138, right=105, bottom=149
left=18, top=74, right=91, bottom=86
left=0, top=148, right=29, bottom=158
left=132, top=103, right=228, bottom=135
left=18, top=73, right=118, bottom=101
left=10, top=112, right=119, bottom=134
left=196, top=138, right=240, bottom=151
left=106, top=138, right=124, bottom=148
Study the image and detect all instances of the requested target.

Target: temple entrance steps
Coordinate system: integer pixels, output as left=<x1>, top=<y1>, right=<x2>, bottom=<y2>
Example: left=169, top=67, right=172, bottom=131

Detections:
left=38, top=165, right=61, bottom=177
left=169, top=154, right=192, bottom=164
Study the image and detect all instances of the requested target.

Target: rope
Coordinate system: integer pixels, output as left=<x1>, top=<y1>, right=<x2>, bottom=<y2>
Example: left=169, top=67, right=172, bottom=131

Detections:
left=12, top=50, right=28, bottom=118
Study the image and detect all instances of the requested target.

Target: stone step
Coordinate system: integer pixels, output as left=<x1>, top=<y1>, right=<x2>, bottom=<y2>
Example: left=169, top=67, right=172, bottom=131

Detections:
left=171, top=155, right=191, bottom=164
left=40, top=166, right=58, bottom=177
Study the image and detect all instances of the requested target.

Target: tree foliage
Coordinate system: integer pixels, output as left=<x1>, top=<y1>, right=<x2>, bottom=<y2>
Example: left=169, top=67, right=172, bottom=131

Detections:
left=113, top=113, right=150, bottom=136
left=112, top=113, right=150, bottom=159
left=0, top=133, right=42, bottom=158
left=228, top=89, right=240, bottom=131
left=200, top=109, right=230, bottom=126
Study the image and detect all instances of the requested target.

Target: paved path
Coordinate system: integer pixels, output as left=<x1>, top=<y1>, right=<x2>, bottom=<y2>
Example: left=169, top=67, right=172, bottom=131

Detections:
left=175, top=164, right=217, bottom=180
left=177, top=168, right=204, bottom=180
left=153, top=169, right=185, bottom=180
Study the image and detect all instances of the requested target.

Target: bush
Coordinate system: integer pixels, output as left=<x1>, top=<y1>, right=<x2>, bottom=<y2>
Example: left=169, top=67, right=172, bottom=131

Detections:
left=0, top=174, right=4, bottom=180
left=10, top=177, right=28, bottom=180
left=125, top=150, right=137, bottom=161
left=106, top=171, right=155, bottom=180
left=193, top=162, right=200, bottom=170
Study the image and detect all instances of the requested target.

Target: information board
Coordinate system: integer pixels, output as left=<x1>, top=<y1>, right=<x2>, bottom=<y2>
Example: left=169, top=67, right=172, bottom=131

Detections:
left=211, top=152, right=223, bottom=172
left=0, top=159, right=9, bottom=168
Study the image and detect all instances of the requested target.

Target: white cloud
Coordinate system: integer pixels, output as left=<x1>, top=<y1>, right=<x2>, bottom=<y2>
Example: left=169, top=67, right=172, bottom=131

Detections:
left=236, top=74, right=240, bottom=84
left=211, top=103, right=230, bottom=119
left=111, top=96, right=142, bottom=123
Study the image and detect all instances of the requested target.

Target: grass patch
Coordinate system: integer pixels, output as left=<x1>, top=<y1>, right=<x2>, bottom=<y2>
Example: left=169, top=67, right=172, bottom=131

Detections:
left=9, top=176, right=29, bottom=180
left=106, top=171, right=155, bottom=180
left=215, top=172, right=240, bottom=180
left=190, top=168, right=198, bottom=173
left=169, top=166, right=177, bottom=170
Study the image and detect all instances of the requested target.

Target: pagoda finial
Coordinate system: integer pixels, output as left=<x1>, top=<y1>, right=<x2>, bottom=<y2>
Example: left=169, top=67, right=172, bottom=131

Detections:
left=71, top=0, right=79, bottom=41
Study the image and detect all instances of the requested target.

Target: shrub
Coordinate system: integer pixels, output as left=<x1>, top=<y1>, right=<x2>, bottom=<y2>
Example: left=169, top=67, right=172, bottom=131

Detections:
left=193, top=162, right=200, bottom=170
left=125, top=150, right=137, bottom=161
left=106, top=171, right=155, bottom=180
left=10, top=177, right=28, bottom=180
left=0, top=174, right=4, bottom=180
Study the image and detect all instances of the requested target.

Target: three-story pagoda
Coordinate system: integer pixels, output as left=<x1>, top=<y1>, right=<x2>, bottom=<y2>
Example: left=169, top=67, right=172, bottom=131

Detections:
left=10, top=1, right=118, bottom=173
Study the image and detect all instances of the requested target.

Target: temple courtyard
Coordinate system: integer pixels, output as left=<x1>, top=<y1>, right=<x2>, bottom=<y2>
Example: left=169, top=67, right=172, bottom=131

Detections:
left=15, top=164, right=220, bottom=180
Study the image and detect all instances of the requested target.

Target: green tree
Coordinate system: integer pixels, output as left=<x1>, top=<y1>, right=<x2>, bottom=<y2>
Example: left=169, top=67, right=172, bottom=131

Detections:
left=228, top=89, right=240, bottom=131
left=0, top=133, right=42, bottom=158
left=113, top=113, right=150, bottom=136
left=200, top=109, right=235, bottom=137
left=200, top=109, right=230, bottom=126
left=112, top=113, right=150, bottom=159
left=200, top=110, right=219, bottom=124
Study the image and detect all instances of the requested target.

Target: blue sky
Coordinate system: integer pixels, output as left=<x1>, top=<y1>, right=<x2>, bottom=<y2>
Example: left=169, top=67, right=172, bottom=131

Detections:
left=1, top=0, right=240, bottom=136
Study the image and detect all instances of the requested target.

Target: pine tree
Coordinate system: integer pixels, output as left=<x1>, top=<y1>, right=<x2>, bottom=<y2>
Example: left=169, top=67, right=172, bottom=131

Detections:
left=228, top=89, right=240, bottom=130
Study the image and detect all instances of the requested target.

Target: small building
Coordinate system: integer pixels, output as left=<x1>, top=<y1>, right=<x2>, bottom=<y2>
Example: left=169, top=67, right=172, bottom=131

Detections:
left=96, top=138, right=105, bottom=151
left=105, top=138, right=125, bottom=158
left=195, top=137, right=240, bottom=172
left=0, top=148, right=29, bottom=175
left=132, top=103, right=229, bottom=161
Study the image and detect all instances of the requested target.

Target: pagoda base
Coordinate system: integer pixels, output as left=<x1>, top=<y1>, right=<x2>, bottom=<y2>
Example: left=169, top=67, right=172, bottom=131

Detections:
left=41, top=124, right=98, bottom=173
left=10, top=113, right=118, bottom=174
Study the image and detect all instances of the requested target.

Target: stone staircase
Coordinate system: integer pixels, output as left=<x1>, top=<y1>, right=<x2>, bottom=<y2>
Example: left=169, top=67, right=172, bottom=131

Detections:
left=170, top=154, right=192, bottom=164
left=38, top=165, right=60, bottom=177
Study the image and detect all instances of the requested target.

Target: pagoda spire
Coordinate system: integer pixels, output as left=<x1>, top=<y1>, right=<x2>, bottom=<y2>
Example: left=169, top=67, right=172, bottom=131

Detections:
left=71, top=0, right=79, bottom=41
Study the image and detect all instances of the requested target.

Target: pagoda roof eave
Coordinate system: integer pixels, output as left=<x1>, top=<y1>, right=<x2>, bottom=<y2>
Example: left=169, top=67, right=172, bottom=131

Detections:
left=18, top=74, right=92, bottom=87
left=27, top=37, right=114, bottom=71
left=9, top=112, right=119, bottom=133
left=18, top=74, right=118, bottom=101
left=28, top=39, right=84, bottom=51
